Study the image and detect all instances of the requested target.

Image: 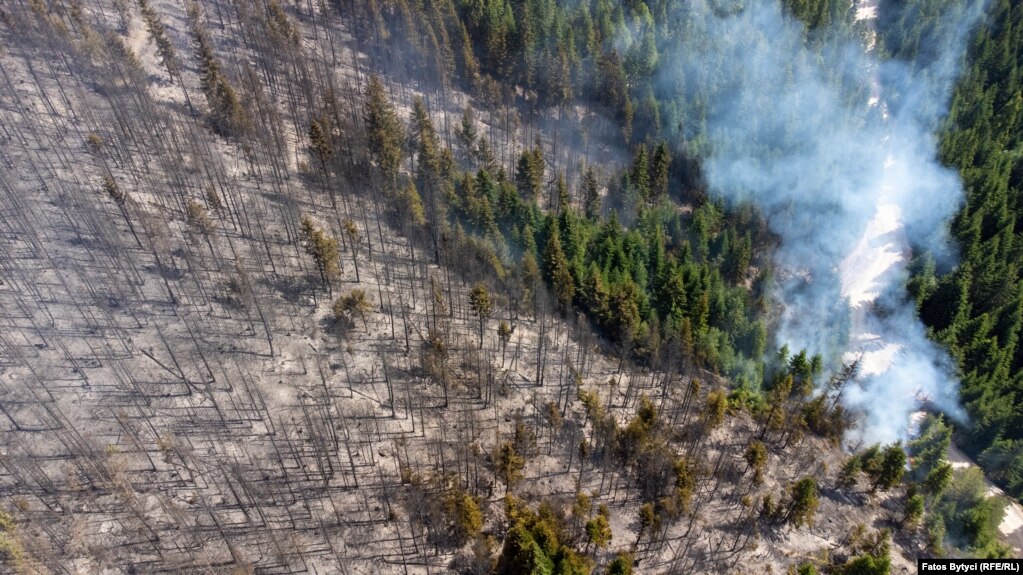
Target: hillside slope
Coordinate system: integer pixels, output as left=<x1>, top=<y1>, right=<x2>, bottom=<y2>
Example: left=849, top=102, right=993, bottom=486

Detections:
left=0, top=0, right=1013, bottom=572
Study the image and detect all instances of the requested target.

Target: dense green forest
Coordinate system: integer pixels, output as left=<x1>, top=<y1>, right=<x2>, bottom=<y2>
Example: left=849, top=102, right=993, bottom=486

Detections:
left=367, top=79, right=771, bottom=386
left=908, top=0, right=1023, bottom=501
left=349, top=0, right=790, bottom=388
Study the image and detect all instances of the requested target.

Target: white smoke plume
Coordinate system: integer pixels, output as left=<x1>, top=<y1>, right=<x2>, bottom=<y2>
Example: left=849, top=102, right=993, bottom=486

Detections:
left=656, top=0, right=988, bottom=442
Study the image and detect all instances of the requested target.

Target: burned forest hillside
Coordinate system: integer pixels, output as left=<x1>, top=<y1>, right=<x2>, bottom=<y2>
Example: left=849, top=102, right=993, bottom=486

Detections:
left=0, top=0, right=1017, bottom=574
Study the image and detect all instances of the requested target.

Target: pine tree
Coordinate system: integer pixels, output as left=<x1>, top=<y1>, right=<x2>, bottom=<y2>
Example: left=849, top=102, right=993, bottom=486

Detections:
left=444, top=489, right=483, bottom=544
left=622, top=95, right=634, bottom=145
left=364, top=75, right=404, bottom=185
left=495, top=442, right=525, bottom=488
left=922, top=462, right=953, bottom=497
left=458, top=106, right=478, bottom=157
left=631, top=144, right=650, bottom=200
left=651, top=142, right=670, bottom=199
left=607, top=552, right=634, bottom=575
left=334, top=289, right=372, bottom=329
left=458, top=22, right=482, bottom=93
left=515, top=144, right=545, bottom=202
left=744, top=441, right=768, bottom=484
left=188, top=2, right=246, bottom=136
left=398, top=182, right=427, bottom=226
left=543, top=224, right=574, bottom=311
left=308, top=119, right=332, bottom=173
left=521, top=250, right=541, bottom=310
left=411, top=97, right=444, bottom=190
left=872, top=445, right=906, bottom=492
left=476, top=137, right=497, bottom=171
left=555, top=172, right=569, bottom=212
left=266, top=0, right=300, bottom=48
left=584, top=506, right=612, bottom=550
left=300, top=216, right=341, bottom=289
left=138, top=0, right=179, bottom=79
left=498, top=321, right=513, bottom=363
left=582, top=167, right=600, bottom=219
left=185, top=200, right=213, bottom=235
left=469, top=283, right=493, bottom=349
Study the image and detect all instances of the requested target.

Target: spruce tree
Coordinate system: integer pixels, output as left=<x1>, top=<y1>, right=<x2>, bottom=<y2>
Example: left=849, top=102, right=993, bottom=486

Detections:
left=543, top=224, right=574, bottom=311
left=364, top=75, right=404, bottom=185
left=469, top=283, right=493, bottom=349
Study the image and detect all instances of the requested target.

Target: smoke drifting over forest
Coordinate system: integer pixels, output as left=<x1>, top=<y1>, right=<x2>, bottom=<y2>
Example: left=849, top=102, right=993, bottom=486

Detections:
left=658, top=0, right=988, bottom=442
